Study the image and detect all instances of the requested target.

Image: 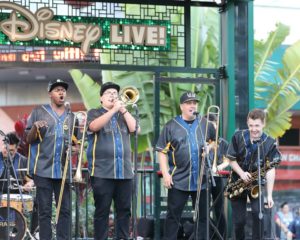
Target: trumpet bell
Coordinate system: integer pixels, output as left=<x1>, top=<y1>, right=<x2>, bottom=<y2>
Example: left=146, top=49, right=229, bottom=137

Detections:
left=119, top=86, right=139, bottom=105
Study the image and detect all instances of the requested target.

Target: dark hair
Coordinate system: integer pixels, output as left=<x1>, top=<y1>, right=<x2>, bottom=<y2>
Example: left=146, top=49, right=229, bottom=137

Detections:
left=5, top=132, right=20, bottom=145
left=280, top=202, right=288, bottom=209
left=247, top=109, right=266, bottom=122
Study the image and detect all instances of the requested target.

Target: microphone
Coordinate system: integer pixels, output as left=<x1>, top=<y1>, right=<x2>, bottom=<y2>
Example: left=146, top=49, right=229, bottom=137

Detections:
left=193, top=111, right=199, bottom=116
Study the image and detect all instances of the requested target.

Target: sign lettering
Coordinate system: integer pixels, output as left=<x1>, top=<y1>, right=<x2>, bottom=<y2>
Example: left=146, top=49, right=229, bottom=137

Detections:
left=0, top=2, right=171, bottom=54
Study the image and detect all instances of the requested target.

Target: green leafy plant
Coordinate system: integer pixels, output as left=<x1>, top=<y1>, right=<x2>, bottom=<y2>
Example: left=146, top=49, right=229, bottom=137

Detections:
left=254, top=23, right=300, bottom=138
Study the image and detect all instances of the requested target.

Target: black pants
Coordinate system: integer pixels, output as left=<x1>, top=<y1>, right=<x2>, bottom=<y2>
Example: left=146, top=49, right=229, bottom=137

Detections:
left=211, top=177, right=227, bottom=238
left=163, top=188, right=208, bottom=240
left=30, top=198, right=39, bottom=234
left=91, top=177, right=133, bottom=240
left=231, top=192, right=264, bottom=240
left=34, top=175, right=71, bottom=240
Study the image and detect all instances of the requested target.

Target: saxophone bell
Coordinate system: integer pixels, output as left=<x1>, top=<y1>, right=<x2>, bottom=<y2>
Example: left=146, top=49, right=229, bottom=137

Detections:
left=250, top=185, right=259, bottom=199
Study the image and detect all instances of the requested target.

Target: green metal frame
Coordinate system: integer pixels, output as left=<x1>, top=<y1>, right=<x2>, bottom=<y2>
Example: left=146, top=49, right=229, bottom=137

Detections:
left=220, top=0, right=254, bottom=237
left=0, top=0, right=255, bottom=238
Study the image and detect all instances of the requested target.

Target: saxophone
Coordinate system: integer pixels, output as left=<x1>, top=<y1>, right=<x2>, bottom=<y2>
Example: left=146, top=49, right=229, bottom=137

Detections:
left=224, top=159, right=279, bottom=199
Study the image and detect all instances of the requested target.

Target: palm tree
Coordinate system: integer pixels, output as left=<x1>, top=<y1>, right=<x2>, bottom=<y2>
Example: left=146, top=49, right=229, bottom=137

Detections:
left=254, top=23, right=300, bottom=138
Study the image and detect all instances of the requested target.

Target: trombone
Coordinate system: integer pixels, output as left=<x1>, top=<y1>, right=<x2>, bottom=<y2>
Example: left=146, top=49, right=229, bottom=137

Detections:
left=73, top=111, right=88, bottom=183
left=193, top=105, right=220, bottom=223
left=205, top=105, right=220, bottom=175
left=56, top=111, right=87, bottom=223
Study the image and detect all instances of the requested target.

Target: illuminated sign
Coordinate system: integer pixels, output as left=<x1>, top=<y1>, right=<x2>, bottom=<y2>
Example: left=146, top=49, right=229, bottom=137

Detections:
left=0, top=47, right=100, bottom=62
left=0, top=2, right=171, bottom=54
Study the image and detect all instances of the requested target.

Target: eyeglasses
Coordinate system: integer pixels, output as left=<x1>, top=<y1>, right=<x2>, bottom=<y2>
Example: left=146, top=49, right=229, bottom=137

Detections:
left=103, top=91, right=118, bottom=97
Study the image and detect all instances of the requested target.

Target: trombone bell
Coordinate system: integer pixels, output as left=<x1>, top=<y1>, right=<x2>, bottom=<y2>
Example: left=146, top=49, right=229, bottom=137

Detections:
left=119, top=86, right=139, bottom=105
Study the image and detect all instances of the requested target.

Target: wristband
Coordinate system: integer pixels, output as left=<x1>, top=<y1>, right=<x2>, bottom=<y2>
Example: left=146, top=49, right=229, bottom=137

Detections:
left=122, top=111, right=128, bottom=115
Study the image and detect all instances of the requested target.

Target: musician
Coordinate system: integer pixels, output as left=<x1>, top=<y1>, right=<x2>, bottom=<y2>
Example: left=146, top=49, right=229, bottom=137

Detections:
left=26, top=79, right=73, bottom=240
left=87, top=82, right=139, bottom=240
left=205, top=114, right=229, bottom=238
left=0, top=132, right=33, bottom=193
left=226, top=108, right=281, bottom=240
left=156, top=91, right=215, bottom=240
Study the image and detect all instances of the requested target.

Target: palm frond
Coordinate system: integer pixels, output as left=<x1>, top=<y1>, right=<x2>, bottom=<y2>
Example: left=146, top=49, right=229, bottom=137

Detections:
left=254, top=27, right=300, bottom=138
left=254, top=23, right=289, bottom=82
left=69, top=69, right=101, bottom=110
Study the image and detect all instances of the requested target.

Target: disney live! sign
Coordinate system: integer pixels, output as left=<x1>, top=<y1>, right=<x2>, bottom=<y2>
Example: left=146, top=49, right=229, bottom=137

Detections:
left=0, top=2, right=170, bottom=54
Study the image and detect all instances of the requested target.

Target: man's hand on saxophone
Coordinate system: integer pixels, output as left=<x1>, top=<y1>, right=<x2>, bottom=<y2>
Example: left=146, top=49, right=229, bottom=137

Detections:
left=239, top=171, right=252, bottom=183
left=230, top=160, right=252, bottom=182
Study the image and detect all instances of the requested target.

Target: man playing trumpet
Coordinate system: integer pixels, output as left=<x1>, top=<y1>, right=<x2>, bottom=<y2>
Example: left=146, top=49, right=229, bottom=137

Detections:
left=87, top=82, right=139, bottom=240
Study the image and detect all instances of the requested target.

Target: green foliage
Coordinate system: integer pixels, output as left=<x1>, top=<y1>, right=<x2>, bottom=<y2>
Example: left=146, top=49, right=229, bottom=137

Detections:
left=70, top=7, right=220, bottom=153
left=254, top=23, right=300, bottom=138
left=69, top=69, right=101, bottom=110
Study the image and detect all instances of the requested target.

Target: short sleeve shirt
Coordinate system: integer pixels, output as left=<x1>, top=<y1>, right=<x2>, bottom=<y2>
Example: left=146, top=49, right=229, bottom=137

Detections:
left=26, top=104, right=74, bottom=179
left=226, top=129, right=281, bottom=181
left=155, top=115, right=215, bottom=191
left=86, top=108, right=133, bottom=179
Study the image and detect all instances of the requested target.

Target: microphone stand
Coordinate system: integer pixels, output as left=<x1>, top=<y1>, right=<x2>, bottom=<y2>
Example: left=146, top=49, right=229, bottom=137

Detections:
left=193, top=114, right=216, bottom=240
left=256, top=140, right=263, bottom=239
left=132, top=104, right=139, bottom=239
left=3, top=136, right=12, bottom=240
left=66, top=105, right=73, bottom=239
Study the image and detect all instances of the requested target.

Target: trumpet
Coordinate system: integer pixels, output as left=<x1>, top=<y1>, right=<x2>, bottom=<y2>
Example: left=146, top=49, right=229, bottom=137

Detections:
left=119, top=86, right=139, bottom=105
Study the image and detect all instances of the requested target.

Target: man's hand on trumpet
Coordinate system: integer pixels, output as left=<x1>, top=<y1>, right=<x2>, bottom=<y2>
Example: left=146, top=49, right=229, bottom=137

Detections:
left=112, top=98, right=127, bottom=114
